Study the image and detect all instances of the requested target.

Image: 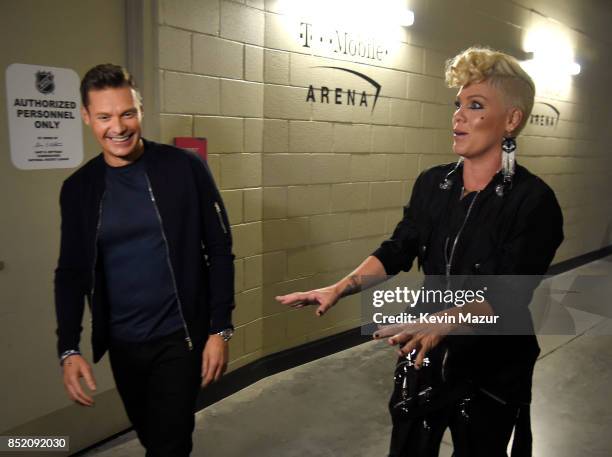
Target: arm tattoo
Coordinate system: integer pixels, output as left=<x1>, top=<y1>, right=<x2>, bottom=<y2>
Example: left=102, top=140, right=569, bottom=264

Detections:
left=339, top=275, right=362, bottom=298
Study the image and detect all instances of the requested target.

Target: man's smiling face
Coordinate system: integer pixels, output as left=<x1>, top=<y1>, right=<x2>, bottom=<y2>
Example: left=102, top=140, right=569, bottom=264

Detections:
left=81, top=85, right=144, bottom=167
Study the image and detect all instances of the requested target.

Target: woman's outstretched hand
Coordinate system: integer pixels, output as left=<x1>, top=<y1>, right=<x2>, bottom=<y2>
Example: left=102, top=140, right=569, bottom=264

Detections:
left=275, top=285, right=341, bottom=316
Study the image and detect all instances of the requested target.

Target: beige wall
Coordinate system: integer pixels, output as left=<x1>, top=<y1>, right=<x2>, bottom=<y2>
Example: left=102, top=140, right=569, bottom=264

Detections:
left=0, top=0, right=131, bottom=451
left=2, top=0, right=612, bottom=452
left=156, top=0, right=612, bottom=373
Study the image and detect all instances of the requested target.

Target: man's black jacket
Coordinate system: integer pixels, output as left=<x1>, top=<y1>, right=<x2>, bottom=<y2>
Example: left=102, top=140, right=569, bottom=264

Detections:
left=373, top=161, right=564, bottom=404
left=54, top=139, right=235, bottom=363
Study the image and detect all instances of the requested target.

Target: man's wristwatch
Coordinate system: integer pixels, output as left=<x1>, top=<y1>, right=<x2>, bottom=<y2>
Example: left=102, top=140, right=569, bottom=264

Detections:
left=215, top=328, right=234, bottom=342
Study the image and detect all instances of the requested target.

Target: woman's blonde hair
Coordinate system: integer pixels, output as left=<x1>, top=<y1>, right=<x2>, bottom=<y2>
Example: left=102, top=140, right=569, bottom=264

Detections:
left=445, top=47, right=535, bottom=135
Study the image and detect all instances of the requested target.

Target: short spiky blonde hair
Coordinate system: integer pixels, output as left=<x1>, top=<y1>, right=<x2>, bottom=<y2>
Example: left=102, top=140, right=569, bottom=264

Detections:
left=445, top=47, right=535, bottom=135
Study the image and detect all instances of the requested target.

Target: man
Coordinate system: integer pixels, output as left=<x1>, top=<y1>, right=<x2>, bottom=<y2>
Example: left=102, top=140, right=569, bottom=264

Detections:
left=54, top=63, right=235, bottom=456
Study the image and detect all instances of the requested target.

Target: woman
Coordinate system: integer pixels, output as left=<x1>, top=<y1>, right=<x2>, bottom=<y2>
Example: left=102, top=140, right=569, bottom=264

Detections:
left=276, top=47, right=563, bottom=456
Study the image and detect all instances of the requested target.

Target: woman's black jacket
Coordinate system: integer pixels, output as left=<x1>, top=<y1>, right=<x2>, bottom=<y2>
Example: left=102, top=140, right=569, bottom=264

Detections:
left=372, top=162, right=564, bottom=404
left=54, top=139, right=235, bottom=363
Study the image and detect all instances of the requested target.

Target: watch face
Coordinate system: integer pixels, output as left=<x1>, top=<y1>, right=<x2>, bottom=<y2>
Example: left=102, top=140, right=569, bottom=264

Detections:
left=219, top=329, right=234, bottom=341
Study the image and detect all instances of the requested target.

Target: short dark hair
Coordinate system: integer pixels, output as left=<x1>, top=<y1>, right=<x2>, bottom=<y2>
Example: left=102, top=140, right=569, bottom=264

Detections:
left=80, top=63, right=142, bottom=108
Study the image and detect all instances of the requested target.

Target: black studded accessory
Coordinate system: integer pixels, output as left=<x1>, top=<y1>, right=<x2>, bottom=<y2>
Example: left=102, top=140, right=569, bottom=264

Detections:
left=439, top=158, right=463, bottom=190
left=391, top=344, right=448, bottom=421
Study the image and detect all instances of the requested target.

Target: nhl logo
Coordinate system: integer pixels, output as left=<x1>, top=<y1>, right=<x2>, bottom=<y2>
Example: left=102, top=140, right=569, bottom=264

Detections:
left=35, top=70, right=55, bottom=94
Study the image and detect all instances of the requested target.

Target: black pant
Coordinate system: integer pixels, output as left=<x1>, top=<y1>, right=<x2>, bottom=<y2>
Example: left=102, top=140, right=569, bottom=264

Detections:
left=388, top=391, right=519, bottom=457
left=109, top=330, right=204, bottom=457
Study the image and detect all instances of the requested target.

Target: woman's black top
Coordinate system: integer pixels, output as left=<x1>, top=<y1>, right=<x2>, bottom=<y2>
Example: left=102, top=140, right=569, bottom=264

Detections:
left=372, top=162, right=564, bottom=404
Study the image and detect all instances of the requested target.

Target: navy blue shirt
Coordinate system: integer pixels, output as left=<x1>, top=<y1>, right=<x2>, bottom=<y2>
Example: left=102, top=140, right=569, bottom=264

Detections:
left=99, top=156, right=183, bottom=342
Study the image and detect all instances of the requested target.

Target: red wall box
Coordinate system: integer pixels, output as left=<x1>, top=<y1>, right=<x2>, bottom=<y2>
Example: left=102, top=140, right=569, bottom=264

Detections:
left=174, top=137, right=207, bottom=161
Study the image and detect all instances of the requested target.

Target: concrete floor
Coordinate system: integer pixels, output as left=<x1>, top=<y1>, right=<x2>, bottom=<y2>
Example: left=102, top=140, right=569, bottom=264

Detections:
left=87, top=257, right=612, bottom=457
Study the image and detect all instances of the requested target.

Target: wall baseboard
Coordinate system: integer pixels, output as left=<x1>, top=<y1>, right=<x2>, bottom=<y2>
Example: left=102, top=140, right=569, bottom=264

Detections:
left=547, top=245, right=612, bottom=276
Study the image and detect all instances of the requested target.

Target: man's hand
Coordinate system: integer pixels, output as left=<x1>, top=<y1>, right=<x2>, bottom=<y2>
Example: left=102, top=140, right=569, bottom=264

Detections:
left=201, top=334, right=228, bottom=387
left=62, top=355, right=97, bottom=406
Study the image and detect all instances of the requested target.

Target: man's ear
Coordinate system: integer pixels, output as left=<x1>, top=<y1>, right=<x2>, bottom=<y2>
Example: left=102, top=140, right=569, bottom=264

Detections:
left=81, top=106, right=91, bottom=126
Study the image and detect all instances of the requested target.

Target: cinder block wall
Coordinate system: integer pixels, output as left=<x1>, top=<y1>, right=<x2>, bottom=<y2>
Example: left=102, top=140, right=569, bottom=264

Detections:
left=156, top=0, right=612, bottom=370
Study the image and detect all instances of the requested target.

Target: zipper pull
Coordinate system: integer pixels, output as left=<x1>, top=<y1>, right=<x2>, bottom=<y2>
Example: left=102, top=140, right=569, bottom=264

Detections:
left=186, top=336, right=193, bottom=351
left=214, top=202, right=228, bottom=234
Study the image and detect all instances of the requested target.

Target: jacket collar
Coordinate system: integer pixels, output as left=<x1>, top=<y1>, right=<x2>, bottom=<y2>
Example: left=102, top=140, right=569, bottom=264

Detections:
left=89, top=137, right=156, bottom=199
left=447, top=160, right=525, bottom=199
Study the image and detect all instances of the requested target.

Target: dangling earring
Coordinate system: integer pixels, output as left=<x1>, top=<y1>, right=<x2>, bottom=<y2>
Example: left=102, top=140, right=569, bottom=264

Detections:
left=497, top=137, right=516, bottom=196
left=501, top=136, right=516, bottom=177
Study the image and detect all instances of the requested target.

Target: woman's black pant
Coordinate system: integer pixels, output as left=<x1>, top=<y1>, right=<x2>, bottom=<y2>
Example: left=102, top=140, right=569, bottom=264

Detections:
left=388, top=391, right=519, bottom=457
left=109, top=330, right=204, bottom=457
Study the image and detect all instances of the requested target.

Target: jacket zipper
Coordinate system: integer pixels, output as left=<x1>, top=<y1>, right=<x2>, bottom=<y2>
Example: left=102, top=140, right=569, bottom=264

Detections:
left=89, top=191, right=106, bottom=309
left=444, top=189, right=480, bottom=278
left=145, top=173, right=194, bottom=351
left=214, top=201, right=228, bottom=234
left=479, top=387, right=507, bottom=405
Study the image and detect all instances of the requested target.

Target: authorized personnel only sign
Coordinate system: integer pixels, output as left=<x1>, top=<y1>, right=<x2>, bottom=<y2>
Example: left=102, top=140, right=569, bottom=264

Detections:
left=5, top=63, right=83, bottom=170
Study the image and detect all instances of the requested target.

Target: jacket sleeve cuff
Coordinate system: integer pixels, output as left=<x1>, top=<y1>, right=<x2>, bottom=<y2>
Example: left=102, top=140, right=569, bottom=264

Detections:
left=209, top=320, right=234, bottom=334
left=371, top=245, right=403, bottom=276
left=209, top=304, right=235, bottom=334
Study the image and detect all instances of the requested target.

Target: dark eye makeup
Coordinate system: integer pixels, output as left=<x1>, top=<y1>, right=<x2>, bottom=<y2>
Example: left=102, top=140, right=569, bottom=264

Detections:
left=454, top=100, right=484, bottom=109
